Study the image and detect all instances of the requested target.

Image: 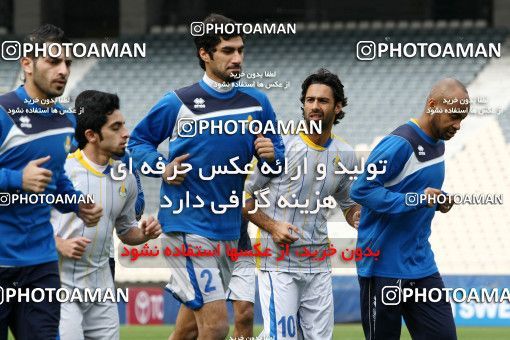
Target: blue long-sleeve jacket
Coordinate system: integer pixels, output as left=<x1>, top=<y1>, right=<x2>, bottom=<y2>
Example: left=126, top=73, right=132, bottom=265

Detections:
left=350, top=120, right=445, bottom=279
left=129, top=80, right=285, bottom=240
left=0, top=86, right=80, bottom=266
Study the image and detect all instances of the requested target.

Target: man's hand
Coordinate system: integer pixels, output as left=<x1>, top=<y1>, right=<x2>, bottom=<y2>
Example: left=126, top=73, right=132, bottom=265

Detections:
left=22, top=156, right=53, bottom=193
left=437, top=194, right=454, bottom=213
left=163, top=154, right=190, bottom=185
left=78, top=201, right=103, bottom=227
left=345, top=205, right=361, bottom=230
left=423, top=187, right=454, bottom=213
left=56, top=236, right=91, bottom=260
left=270, top=221, right=299, bottom=244
left=353, top=210, right=361, bottom=230
left=140, top=216, right=162, bottom=240
left=254, top=134, right=275, bottom=162
left=423, top=187, right=443, bottom=208
left=119, top=216, right=162, bottom=245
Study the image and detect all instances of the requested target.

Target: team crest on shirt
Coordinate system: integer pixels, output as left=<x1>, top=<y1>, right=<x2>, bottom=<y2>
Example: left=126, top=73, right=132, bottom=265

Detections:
left=119, top=182, right=127, bottom=197
left=241, top=115, right=253, bottom=130
left=64, top=136, right=71, bottom=153
left=333, top=154, right=341, bottom=170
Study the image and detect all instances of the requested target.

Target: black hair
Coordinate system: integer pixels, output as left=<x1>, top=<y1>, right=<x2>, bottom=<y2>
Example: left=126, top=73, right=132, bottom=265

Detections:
left=23, top=24, right=70, bottom=59
left=300, top=68, right=348, bottom=124
left=21, top=24, right=70, bottom=83
left=193, top=13, right=244, bottom=70
left=74, top=90, right=120, bottom=149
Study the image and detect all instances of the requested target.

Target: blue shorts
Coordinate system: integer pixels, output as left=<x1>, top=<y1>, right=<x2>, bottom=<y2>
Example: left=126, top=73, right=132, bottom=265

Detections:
left=358, top=272, right=457, bottom=340
left=0, top=261, right=61, bottom=340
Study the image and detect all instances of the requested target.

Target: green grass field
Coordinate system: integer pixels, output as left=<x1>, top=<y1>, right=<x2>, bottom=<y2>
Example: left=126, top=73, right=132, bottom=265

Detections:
left=8, top=324, right=509, bottom=339
left=119, top=324, right=510, bottom=339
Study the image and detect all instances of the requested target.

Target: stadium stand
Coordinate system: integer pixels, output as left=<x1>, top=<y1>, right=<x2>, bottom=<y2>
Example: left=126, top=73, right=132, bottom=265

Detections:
left=0, top=60, right=18, bottom=94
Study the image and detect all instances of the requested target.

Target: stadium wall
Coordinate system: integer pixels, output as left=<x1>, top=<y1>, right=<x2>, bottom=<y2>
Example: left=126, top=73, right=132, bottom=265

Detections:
left=117, top=275, right=510, bottom=327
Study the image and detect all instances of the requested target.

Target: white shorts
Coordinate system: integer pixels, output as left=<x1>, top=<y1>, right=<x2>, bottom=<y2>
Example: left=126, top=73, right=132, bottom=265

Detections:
left=163, top=232, right=237, bottom=310
left=226, top=255, right=256, bottom=303
left=258, top=271, right=334, bottom=340
left=59, top=300, right=119, bottom=340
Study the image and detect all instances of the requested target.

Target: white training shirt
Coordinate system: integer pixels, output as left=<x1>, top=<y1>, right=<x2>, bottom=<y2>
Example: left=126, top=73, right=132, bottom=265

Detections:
left=245, top=132, right=357, bottom=273
left=51, top=149, right=138, bottom=290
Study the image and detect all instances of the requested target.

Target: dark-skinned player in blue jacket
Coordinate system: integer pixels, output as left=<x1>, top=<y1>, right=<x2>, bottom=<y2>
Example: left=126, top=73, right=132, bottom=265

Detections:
left=351, top=78, right=469, bottom=340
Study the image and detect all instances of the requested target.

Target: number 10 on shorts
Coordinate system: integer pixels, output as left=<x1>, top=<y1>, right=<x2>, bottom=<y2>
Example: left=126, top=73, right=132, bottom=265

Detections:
left=278, top=315, right=296, bottom=337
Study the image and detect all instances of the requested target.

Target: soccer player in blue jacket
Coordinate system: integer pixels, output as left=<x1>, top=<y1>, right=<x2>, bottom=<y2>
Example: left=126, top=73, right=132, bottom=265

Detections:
left=350, top=78, right=469, bottom=340
left=128, top=13, right=285, bottom=340
left=0, top=25, right=103, bottom=340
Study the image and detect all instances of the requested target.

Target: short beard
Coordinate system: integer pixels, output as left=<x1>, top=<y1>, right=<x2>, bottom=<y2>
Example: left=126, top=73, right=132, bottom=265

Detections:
left=302, top=108, right=334, bottom=132
left=112, top=149, right=126, bottom=158
left=33, top=65, right=63, bottom=98
left=213, top=68, right=240, bottom=84
left=430, top=117, right=443, bottom=140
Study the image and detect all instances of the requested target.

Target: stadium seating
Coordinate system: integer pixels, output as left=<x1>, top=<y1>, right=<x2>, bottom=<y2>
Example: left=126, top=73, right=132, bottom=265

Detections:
left=0, top=61, right=18, bottom=94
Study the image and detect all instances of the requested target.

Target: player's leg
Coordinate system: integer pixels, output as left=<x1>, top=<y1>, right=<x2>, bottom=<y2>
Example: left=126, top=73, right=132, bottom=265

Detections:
left=82, top=301, right=120, bottom=340
left=402, top=272, right=457, bottom=340
left=258, top=271, right=301, bottom=339
left=11, top=261, right=61, bottom=340
left=0, top=267, right=19, bottom=340
left=169, top=305, right=198, bottom=340
left=59, top=301, right=85, bottom=340
left=227, top=256, right=256, bottom=337
left=193, top=300, right=230, bottom=340
left=358, top=276, right=403, bottom=340
left=163, top=233, right=234, bottom=340
left=298, top=272, right=334, bottom=339
left=232, top=300, right=254, bottom=338
left=0, top=304, right=9, bottom=340
left=169, top=303, right=233, bottom=340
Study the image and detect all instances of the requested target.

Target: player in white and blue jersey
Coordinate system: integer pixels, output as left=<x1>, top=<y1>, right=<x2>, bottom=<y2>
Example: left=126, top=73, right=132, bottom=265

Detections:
left=128, top=14, right=285, bottom=340
left=53, top=90, right=161, bottom=340
left=244, top=69, right=361, bottom=339
left=0, top=25, right=102, bottom=340
left=69, top=137, right=145, bottom=280
left=350, top=78, right=469, bottom=340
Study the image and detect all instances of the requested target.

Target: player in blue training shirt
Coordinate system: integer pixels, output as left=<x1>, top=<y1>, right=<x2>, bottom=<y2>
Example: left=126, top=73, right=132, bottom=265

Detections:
left=128, top=13, right=285, bottom=340
left=350, top=78, right=469, bottom=340
left=0, top=25, right=103, bottom=340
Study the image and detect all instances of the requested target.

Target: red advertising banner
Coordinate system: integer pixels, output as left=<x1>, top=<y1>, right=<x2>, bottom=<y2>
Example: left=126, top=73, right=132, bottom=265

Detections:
left=126, top=287, right=164, bottom=325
